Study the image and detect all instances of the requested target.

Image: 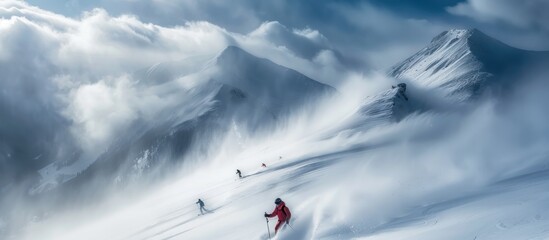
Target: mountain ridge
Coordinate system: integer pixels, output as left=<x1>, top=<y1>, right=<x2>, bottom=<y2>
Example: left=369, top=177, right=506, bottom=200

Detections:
left=390, top=28, right=549, bottom=101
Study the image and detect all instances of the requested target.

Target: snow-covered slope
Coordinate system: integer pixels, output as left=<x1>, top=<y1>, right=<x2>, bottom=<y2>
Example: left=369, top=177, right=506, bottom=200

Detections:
left=358, top=169, right=549, bottom=240
left=20, top=109, right=549, bottom=240
left=358, top=83, right=411, bottom=122
left=329, top=83, right=414, bottom=135
left=32, top=46, right=335, bottom=201
left=390, top=29, right=549, bottom=101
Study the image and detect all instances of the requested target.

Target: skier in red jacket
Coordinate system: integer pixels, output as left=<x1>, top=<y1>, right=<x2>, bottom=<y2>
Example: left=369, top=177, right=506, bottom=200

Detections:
left=264, top=198, right=291, bottom=234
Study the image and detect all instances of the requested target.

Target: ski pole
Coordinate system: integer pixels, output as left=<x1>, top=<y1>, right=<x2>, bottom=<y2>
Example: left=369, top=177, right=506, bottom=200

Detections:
left=265, top=217, right=271, bottom=239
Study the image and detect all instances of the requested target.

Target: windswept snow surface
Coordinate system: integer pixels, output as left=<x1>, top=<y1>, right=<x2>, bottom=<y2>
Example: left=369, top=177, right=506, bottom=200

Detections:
left=19, top=74, right=549, bottom=240
left=390, top=29, right=549, bottom=101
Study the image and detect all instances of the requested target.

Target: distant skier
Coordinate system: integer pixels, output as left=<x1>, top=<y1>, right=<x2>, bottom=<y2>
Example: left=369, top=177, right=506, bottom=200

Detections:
left=264, top=198, right=292, bottom=235
left=196, top=199, right=207, bottom=215
left=261, top=163, right=267, bottom=168
left=236, top=169, right=242, bottom=178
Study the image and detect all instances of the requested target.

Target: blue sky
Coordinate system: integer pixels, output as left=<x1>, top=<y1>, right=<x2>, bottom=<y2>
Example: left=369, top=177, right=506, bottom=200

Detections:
left=22, top=0, right=549, bottom=54
left=26, top=0, right=464, bottom=19
left=25, top=0, right=466, bottom=30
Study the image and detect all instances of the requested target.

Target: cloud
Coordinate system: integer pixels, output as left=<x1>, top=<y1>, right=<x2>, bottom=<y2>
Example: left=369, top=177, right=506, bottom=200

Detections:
left=0, top=1, right=79, bottom=32
left=58, top=10, right=233, bottom=77
left=248, top=21, right=331, bottom=60
left=0, top=1, right=232, bottom=166
left=94, top=0, right=452, bottom=69
left=22, top=0, right=549, bottom=66
left=0, top=1, right=352, bottom=187
left=0, top=3, right=75, bottom=184
left=102, top=0, right=263, bottom=32
left=331, top=3, right=448, bottom=69
left=0, top=1, right=210, bottom=184
left=447, top=0, right=549, bottom=31
left=63, top=76, right=138, bottom=150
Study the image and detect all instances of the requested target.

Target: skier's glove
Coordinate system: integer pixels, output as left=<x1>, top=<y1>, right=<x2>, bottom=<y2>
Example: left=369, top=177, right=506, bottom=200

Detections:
left=264, top=212, right=269, bottom=217
left=286, top=219, right=290, bottom=225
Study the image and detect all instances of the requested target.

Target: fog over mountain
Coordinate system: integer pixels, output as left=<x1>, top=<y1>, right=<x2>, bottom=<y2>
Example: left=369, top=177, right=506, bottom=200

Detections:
left=1, top=1, right=549, bottom=239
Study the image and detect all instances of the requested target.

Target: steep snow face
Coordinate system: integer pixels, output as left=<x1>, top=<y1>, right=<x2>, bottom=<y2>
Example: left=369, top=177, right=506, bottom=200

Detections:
left=389, top=29, right=547, bottom=101
left=333, top=84, right=413, bottom=135
left=358, top=84, right=411, bottom=123
left=390, top=29, right=487, bottom=101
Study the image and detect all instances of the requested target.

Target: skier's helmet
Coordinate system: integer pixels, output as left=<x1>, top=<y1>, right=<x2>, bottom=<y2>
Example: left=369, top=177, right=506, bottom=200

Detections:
left=275, top=198, right=282, bottom=205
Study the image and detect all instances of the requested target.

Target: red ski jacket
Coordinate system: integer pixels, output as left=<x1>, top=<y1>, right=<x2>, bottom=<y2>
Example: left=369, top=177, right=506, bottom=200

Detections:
left=267, top=201, right=291, bottom=222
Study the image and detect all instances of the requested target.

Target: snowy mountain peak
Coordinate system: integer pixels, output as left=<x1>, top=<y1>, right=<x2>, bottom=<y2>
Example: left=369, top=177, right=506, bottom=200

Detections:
left=430, top=29, right=475, bottom=43
left=429, top=28, right=501, bottom=49
left=390, top=29, right=547, bottom=101
left=216, top=45, right=252, bottom=62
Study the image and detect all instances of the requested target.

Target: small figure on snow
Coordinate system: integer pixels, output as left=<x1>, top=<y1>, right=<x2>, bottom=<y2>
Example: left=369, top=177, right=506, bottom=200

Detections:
left=236, top=169, right=242, bottom=178
left=261, top=163, right=267, bottom=168
left=264, top=198, right=292, bottom=235
left=196, top=198, right=208, bottom=215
